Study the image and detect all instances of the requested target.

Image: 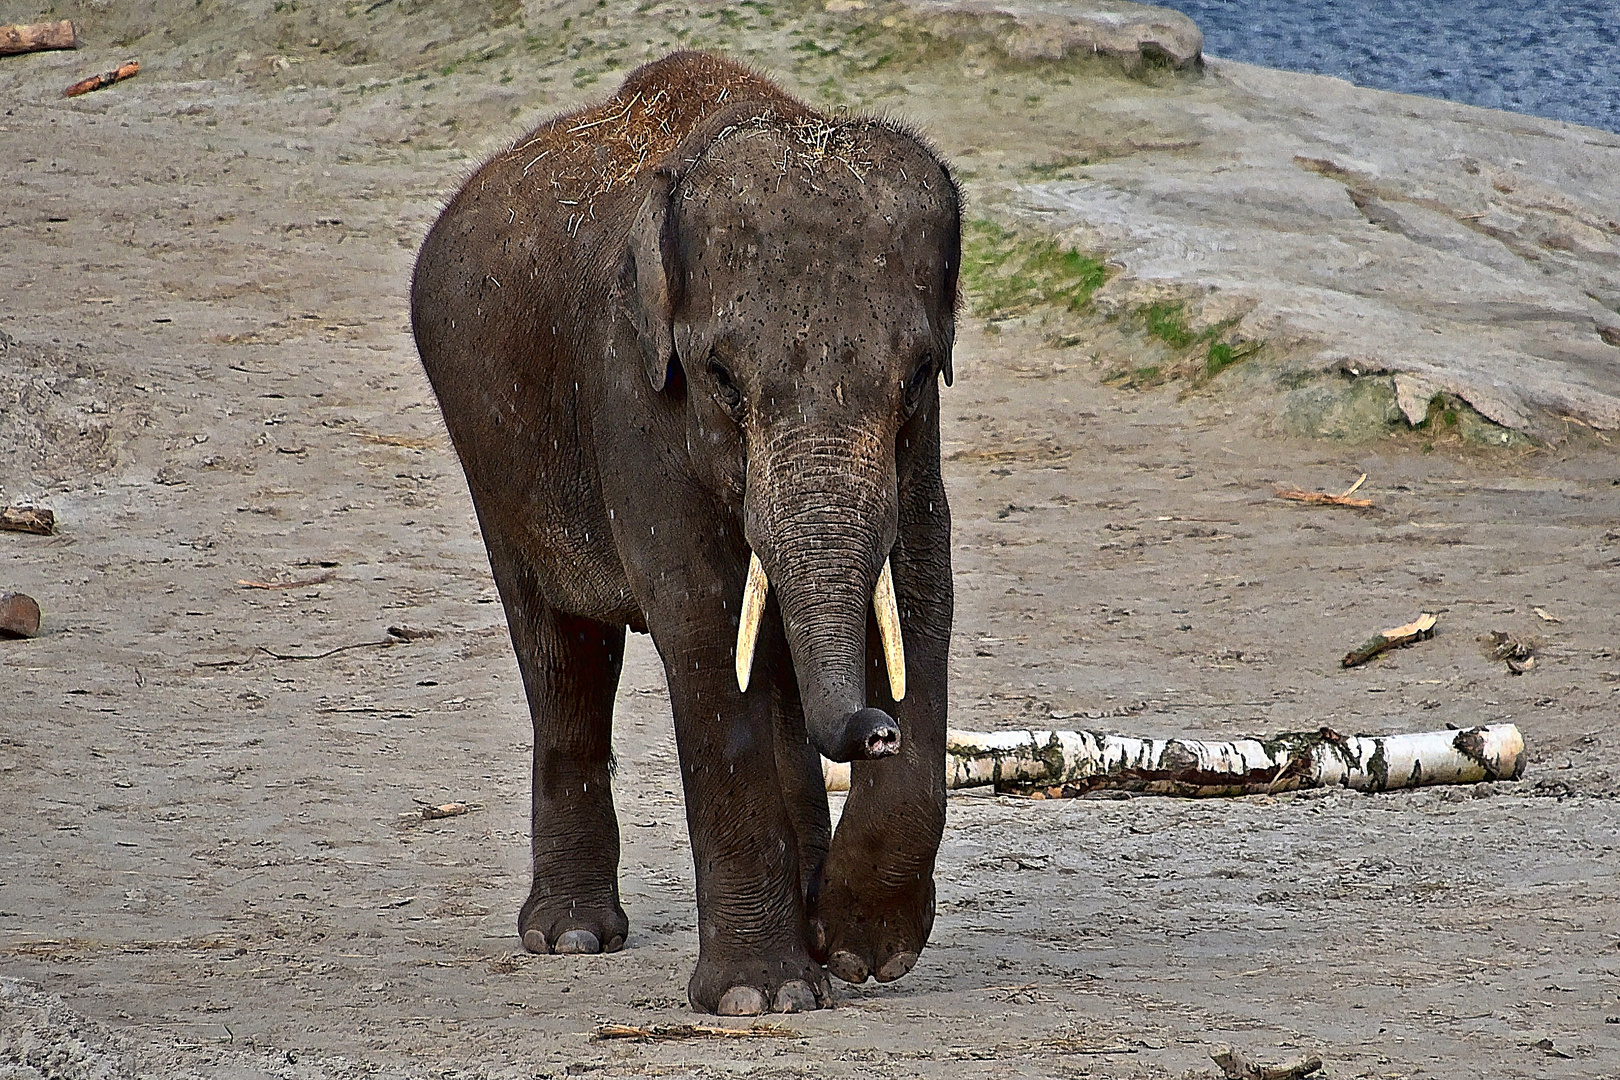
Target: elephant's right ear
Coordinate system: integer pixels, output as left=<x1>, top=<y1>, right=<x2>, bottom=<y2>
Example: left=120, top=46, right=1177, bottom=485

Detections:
left=627, top=172, right=678, bottom=392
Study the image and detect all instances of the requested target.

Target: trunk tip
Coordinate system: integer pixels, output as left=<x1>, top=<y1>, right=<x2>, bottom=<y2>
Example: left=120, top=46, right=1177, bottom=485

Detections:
left=820, top=707, right=901, bottom=763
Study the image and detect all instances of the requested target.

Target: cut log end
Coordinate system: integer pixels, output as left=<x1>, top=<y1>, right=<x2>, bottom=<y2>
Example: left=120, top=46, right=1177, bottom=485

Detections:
left=0, top=20, right=80, bottom=56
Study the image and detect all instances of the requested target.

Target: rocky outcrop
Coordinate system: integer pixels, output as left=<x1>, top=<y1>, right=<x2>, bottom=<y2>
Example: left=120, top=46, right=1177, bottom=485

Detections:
left=1005, top=60, right=1620, bottom=434
left=903, top=0, right=1203, bottom=70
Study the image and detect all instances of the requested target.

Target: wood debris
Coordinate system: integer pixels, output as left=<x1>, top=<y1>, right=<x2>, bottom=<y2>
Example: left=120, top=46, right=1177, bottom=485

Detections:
left=592, top=1022, right=799, bottom=1042
left=0, top=593, right=42, bottom=639
left=1533, top=607, right=1561, bottom=623
left=1, top=506, right=55, bottom=535
left=1484, top=631, right=1537, bottom=674
left=398, top=801, right=480, bottom=823
left=824, top=722, right=1525, bottom=798
left=1276, top=473, right=1373, bottom=508
left=0, top=20, right=80, bottom=55
left=1211, top=1043, right=1323, bottom=1080
left=237, top=570, right=336, bottom=590
left=1342, top=612, right=1438, bottom=667
left=64, top=59, right=139, bottom=98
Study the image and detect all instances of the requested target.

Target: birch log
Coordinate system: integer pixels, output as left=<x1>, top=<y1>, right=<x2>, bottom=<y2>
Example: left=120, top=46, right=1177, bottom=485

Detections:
left=822, top=724, right=1525, bottom=797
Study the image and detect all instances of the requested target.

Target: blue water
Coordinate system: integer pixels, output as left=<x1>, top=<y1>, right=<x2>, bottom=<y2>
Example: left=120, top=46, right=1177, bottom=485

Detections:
left=1154, top=0, right=1620, bottom=133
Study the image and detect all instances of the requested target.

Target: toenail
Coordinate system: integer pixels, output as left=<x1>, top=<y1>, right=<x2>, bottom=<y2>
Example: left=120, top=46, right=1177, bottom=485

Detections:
left=521, top=929, right=550, bottom=954
left=827, top=950, right=869, bottom=984
left=604, top=934, right=625, bottom=953
left=772, top=980, right=818, bottom=1013
left=716, top=986, right=767, bottom=1016
left=875, top=951, right=918, bottom=983
left=554, top=929, right=601, bottom=954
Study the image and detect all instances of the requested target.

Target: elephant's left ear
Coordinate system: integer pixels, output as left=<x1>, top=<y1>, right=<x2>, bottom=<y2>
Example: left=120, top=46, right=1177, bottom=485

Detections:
left=627, top=170, right=679, bottom=392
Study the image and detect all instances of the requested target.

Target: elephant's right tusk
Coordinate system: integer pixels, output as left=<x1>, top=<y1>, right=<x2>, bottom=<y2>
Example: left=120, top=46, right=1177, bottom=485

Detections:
left=735, top=551, right=769, bottom=693
left=873, top=558, right=906, bottom=702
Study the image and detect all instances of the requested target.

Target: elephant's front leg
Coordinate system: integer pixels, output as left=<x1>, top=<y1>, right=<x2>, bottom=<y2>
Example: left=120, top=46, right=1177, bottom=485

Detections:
left=810, top=528, right=950, bottom=986
left=664, top=637, right=832, bottom=1015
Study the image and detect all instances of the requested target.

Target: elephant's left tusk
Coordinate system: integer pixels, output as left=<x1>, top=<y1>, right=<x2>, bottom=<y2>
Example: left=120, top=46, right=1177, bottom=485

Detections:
left=735, top=551, right=769, bottom=693
left=873, top=558, right=906, bottom=702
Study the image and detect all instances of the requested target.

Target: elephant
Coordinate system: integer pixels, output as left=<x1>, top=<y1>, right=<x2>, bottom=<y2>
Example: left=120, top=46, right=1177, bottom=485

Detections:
left=409, top=51, right=960, bottom=1016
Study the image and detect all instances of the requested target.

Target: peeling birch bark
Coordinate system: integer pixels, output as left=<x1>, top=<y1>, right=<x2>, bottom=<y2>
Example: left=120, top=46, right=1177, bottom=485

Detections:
left=822, top=723, right=1525, bottom=797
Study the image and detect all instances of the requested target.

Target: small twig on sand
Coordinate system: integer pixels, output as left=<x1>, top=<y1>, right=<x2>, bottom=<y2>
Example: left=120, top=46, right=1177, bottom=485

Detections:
left=237, top=570, right=336, bottom=590
left=64, top=59, right=139, bottom=98
left=1211, top=1043, right=1323, bottom=1080
left=1276, top=473, right=1373, bottom=509
left=0, top=20, right=80, bottom=55
left=1, top=506, right=55, bottom=535
left=1342, top=612, right=1438, bottom=667
left=258, top=639, right=395, bottom=661
left=593, top=1022, right=799, bottom=1042
left=194, top=627, right=427, bottom=668
left=398, top=801, right=481, bottom=823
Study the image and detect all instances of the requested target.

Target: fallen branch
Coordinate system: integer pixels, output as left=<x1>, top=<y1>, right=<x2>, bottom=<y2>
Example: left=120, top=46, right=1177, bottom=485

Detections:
left=1, top=506, right=55, bottom=535
left=258, top=639, right=395, bottom=661
left=1276, top=473, right=1373, bottom=509
left=1211, top=1043, right=1323, bottom=1080
left=64, top=59, right=139, bottom=98
left=1342, top=612, right=1438, bottom=667
left=823, top=723, right=1525, bottom=797
left=0, top=20, right=80, bottom=55
left=592, top=1022, right=799, bottom=1042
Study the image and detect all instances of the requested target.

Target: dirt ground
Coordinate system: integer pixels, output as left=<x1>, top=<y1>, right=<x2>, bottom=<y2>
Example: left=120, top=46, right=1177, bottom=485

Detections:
left=3, top=3, right=1620, bottom=1078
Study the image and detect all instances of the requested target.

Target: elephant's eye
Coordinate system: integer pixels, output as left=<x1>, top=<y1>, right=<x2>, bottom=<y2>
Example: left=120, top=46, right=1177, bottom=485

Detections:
left=709, top=358, right=742, bottom=412
left=903, top=354, right=934, bottom=415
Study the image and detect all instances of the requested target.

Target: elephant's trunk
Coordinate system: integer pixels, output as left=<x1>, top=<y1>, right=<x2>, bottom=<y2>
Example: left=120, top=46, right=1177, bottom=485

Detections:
left=739, top=427, right=902, bottom=763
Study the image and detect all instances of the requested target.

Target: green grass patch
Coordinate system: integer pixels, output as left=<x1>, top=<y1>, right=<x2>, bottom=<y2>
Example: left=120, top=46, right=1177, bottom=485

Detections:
left=1141, top=301, right=1198, bottom=349
left=961, top=220, right=1110, bottom=320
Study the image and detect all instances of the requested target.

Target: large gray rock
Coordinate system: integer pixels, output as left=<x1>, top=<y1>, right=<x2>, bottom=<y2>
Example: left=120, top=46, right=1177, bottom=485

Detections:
left=904, top=0, right=1203, bottom=69
left=1006, top=60, right=1620, bottom=433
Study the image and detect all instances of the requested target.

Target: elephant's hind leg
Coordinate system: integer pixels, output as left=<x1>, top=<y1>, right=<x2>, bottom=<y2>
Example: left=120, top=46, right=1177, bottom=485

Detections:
left=492, top=549, right=630, bottom=956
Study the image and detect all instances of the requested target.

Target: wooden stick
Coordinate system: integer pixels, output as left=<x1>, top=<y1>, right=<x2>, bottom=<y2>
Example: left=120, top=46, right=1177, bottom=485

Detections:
left=823, top=722, right=1525, bottom=797
left=0, top=506, right=55, bottom=535
left=1276, top=473, right=1373, bottom=508
left=0, top=20, right=80, bottom=56
left=1212, top=1043, right=1324, bottom=1080
left=63, top=59, right=139, bottom=98
left=1342, top=612, right=1438, bottom=667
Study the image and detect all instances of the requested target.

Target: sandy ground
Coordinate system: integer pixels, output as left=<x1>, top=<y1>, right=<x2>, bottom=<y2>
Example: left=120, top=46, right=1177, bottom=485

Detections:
left=3, top=3, right=1620, bottom=1077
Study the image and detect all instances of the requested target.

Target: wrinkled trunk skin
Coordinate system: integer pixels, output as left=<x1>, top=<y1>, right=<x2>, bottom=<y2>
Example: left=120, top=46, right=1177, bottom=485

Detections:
left=745, top=426, right=898, bottom=763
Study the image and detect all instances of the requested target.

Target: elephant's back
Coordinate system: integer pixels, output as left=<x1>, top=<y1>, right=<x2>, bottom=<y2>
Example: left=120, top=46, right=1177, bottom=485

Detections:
left=412, top=52, right=807, bottom=371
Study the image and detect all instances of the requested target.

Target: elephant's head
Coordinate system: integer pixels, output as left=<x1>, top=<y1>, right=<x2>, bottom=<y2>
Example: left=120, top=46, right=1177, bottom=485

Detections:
left=625, top=112, right=959, bottom=763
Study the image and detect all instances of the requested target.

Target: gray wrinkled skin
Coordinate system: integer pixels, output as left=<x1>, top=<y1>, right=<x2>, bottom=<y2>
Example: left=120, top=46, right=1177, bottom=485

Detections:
left=410, top=52, right=960, bottom=1014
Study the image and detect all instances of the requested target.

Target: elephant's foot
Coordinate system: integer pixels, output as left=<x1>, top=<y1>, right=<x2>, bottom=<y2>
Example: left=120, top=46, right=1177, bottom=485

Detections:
left=809, top=873, right=934, bottom=985
left=688, top=948, right=832, bottom=1015
left=519, top=890, right=628, bottom=956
